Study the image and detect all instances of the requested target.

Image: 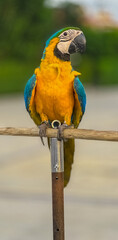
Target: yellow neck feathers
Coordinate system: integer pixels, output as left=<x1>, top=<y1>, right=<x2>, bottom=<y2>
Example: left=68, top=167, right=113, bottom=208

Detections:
left=35, top=37, right=81, bottom=82
left=40, top=38, right=72, bottom=73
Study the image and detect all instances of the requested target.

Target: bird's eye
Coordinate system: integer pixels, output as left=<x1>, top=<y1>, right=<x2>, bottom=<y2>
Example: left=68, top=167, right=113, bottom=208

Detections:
left=63, top=32, right=67, bottom=36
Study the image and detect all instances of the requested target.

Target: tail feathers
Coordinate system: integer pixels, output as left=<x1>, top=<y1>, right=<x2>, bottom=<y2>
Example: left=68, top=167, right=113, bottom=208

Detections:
left=64, top=139, right=75, bottom=187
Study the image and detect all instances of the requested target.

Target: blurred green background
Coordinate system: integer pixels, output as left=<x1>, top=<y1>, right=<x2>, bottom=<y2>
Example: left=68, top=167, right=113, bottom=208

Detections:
left=0, top=0, right=118, bottom=94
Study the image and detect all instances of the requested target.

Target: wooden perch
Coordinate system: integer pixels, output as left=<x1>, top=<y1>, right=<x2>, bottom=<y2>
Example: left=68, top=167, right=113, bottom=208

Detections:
left=0, top=127, right=118, bottom=142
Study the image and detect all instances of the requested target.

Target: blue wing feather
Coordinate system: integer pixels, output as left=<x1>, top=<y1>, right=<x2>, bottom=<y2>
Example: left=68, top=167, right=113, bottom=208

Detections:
left=72, top=76, right=86, bottom=127
left=24, top=74, right=36, bottom=113
left=24, top=73, right=41, bottom=125
left=74, top=76, right=86, bottom=114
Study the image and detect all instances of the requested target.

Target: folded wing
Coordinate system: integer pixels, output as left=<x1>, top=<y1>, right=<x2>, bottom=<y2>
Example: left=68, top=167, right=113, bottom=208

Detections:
left=72, top=76, right=86, bottom=128
left=24, top=74, right=41, bottom=125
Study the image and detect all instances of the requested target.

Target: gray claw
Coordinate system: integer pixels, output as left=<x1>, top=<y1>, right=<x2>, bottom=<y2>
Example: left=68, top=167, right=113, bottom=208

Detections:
left=38, top=122, right=50, bottom=145
left=57, top=123, right=71, bottom=141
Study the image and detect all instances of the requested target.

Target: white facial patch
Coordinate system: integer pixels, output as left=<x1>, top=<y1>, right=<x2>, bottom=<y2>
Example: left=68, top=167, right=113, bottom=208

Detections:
left=57, top=39, right=72, bottom=54
left=57, top=29, right=82, bottom=54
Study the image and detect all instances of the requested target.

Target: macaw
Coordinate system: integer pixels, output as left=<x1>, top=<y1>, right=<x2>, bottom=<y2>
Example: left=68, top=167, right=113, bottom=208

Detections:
left=24, top=27, right=86, bottom=187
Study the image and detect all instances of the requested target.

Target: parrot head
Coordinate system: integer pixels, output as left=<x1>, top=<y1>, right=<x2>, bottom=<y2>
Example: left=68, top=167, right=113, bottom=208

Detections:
left=43, top=27, right=86, bottom=61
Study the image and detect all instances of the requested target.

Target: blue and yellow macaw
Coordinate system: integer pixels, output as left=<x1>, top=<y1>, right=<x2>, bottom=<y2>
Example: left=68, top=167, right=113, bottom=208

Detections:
left=24, top=27, right=86, bottom=187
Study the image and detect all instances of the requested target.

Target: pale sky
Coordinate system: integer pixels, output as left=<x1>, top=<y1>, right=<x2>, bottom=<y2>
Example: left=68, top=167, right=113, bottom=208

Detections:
left=46, top=0, right=118, bottom=21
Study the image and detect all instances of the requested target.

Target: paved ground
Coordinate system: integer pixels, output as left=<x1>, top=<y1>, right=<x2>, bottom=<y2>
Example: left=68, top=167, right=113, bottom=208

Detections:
left=0, top=87, right=118, bottom=240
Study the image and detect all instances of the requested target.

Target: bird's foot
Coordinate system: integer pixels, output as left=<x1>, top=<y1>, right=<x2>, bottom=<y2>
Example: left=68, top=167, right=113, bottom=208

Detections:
left=57, top=123, right=72, bottom=141
left=38, top=121, right=50, bottom=145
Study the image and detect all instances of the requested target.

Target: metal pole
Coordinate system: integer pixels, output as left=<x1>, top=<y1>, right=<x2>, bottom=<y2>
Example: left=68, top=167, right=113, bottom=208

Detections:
left=50, top=120, right=64, bottom=240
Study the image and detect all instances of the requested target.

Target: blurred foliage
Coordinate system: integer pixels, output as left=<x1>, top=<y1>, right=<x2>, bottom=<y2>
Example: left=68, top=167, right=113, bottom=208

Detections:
left=77, top=28, right=118, bottom=85
left=0, top=60, right=36, bottom=93
left=0, top=0, right=118, bottom=93
left=0, top=0, right=54, bottom=61
left=52, top=2, right=85, bottom=29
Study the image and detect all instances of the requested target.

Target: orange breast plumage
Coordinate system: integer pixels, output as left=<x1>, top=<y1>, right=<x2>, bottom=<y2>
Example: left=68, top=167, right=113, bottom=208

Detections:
left=34, top=63, right=75, bottom=124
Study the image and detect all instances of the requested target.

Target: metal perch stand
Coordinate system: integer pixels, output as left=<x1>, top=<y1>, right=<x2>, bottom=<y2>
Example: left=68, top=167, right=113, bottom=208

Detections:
left=50, top=120, right=64, bottom=240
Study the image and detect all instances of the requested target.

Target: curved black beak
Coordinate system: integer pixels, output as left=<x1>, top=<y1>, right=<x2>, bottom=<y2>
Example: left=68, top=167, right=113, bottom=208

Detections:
left=68, top=32, right=86, bottom=54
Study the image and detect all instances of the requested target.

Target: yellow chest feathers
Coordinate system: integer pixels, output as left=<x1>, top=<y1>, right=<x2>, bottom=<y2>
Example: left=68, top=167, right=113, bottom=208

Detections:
left=34, top=65, right=80, bottom=122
